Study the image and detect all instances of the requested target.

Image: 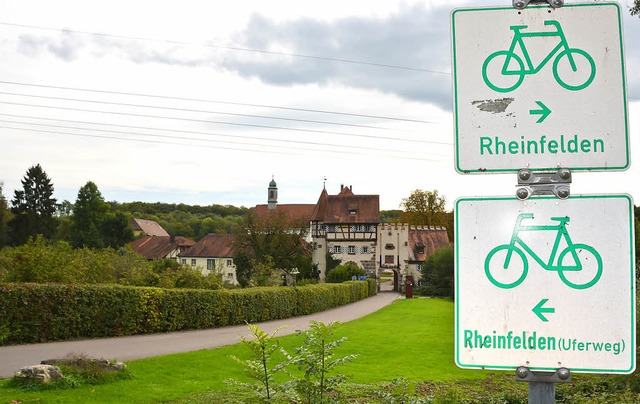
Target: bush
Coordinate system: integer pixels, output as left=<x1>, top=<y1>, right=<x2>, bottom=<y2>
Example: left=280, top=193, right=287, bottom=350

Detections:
left=0, top=281, right=374, bottom=345
left=326, top=262, right=366, bottom=283
left=418, top=246, right=454, bottom=298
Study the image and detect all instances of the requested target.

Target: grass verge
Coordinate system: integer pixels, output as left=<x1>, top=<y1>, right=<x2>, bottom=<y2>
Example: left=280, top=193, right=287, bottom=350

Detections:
left=1, top=298, right=639, bottom=403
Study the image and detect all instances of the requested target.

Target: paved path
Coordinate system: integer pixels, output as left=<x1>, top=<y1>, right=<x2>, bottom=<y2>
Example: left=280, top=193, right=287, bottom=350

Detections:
left=0, top=292, right=401, bottom=378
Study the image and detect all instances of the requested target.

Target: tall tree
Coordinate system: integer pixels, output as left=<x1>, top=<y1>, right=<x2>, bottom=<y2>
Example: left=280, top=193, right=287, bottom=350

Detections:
left=631, top=0, right=639, bottom=16
left=69, top=181, right=109, bottom=248
left=399, top=189, right=448, bottom=227
left=101, top=211, right=134, bottom=249
left=234, top=209, right=312, bottom=286
left=9, top=164, right=57, bottom=245
left=0, top=182, right=10, bottom=247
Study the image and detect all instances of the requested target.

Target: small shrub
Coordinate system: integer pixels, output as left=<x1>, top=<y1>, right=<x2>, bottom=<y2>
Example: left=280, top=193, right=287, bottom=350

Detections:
left=227, top=324, right=291, bottom=402
left=291, top=321, right=358, bottom=404
left=326, top=263, right=366, bottom=283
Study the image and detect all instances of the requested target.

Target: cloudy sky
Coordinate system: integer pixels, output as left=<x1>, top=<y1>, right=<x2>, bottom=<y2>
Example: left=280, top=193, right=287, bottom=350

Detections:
left=1, top=0, right=638, bottom=211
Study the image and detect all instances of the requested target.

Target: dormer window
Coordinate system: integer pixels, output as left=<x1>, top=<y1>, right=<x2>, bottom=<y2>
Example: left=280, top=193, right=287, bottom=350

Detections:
left=416, top=242, right=425, bottom=254
left=348, top=209, right=357, bottom=215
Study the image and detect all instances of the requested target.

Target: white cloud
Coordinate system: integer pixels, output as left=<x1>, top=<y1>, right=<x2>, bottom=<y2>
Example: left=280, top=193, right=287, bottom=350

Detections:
left=0, top=0, right=638, bottom=213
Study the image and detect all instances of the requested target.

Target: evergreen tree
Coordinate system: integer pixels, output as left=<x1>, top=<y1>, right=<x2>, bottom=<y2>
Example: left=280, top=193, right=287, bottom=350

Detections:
left=69, top=181, right=109, bottom=248
left=9, top=164, right=57, bottom=245
left=0, top=182, right=10, bottom=247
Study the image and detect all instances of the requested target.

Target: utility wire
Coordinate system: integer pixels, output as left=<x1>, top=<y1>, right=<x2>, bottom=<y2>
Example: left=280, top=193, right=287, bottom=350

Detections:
left=0, top=101, right=451, bottom=145
left=0, top=80, right=435, bottom=124
left=0, top=125, right=446, bottom=162
left=0, top=90, right=418, bottom=132
left=0, top=116, right=449, bottom=155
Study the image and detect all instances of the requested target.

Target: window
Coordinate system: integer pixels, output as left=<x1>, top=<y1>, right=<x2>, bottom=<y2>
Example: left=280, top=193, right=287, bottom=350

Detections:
left=191, top=259, right=196, bottom=267
left=207, top=259, right=215, bottom=270
left=360, top=246, right=370, bottom=254
left=313, top=242, right=318, bottom=250
left=227, top=273, right=233, bottom=278
left=385, top=255, right=395, bottom=264
left=385, top=243, right=395, bottom=250
left=348, top=245, right=356, bottom=255
left=417, top=264, right=423, bottom=271
left=324, top=224, right=336, bottom=232
left=348, top=209, right=357, bottom=215
left=332, top=245, right=342, bottom=254
left=226, top=259, right=233, bottom=267
left=181, top=259, right=186, bottom=265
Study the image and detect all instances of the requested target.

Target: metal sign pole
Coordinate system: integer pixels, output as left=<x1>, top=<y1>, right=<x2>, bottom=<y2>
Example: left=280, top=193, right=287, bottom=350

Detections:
left=516, top=367, right=572, bottom=404
left=509, top=2, right=568, bottom=398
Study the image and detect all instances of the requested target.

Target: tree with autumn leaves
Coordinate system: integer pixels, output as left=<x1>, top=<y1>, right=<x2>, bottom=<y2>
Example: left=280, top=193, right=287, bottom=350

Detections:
left=399, top=189, right=453, bottom=242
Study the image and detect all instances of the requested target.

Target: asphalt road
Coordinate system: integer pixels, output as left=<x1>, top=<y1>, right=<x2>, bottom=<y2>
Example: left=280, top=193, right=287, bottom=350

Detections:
left=0, top=291, right=400, bottom=378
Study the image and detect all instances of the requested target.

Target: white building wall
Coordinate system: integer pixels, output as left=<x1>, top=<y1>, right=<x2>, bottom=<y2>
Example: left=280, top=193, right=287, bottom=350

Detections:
left=180, top=256, right=239, bottom=286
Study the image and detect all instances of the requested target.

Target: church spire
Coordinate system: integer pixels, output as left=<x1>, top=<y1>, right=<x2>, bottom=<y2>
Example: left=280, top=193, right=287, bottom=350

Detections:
left=267, top=175, right=278, bottom=210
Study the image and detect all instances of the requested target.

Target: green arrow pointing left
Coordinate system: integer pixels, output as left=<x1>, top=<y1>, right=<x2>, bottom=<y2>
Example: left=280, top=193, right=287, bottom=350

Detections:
left=530, top=101, right=551, bottom=123
left=532, top=298, right=555, bottom=322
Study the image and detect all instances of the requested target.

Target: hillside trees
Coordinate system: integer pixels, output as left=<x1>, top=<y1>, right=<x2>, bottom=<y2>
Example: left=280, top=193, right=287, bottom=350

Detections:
left=111, top=201, right=246, bottom=240
left=8, top=164, right=57, bottom=245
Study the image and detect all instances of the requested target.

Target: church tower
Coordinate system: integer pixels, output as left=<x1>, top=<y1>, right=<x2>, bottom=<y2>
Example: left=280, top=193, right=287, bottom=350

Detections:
left=267, top=176, right=278, bottom=210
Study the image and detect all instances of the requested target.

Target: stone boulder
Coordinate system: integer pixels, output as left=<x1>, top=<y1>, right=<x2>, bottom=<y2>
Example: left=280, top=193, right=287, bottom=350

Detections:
left=14, top=364, right=64, bottom=384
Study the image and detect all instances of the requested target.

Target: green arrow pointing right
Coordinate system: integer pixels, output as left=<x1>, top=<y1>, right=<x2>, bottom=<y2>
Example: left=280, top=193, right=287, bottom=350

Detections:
left=530, top=101, right=551, bottom=123
left=532, top=298, right=555, bottom=322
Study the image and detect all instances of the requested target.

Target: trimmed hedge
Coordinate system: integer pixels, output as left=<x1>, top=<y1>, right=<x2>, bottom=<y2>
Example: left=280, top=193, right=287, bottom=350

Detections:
left=0, top=281, right=376, bottom=345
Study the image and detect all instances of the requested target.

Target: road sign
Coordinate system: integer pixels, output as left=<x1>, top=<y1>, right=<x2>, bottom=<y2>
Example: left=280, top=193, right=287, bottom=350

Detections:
left=455, top=194, right=635, bottom=373
left=451, top=3, right=629, bottom=173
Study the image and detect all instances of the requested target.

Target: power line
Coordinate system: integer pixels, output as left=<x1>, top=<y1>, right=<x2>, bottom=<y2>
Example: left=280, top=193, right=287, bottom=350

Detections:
left=0, top=80, right=434, bottom=124
left=0, top=90, right=421, bottom=132
left=0, top=116, right=449, bottom=156
left=0, top=21, right=450, bottom=75
left=0, top=124, right=446, bottom=162
left=0, top=101, right=450, bottom=145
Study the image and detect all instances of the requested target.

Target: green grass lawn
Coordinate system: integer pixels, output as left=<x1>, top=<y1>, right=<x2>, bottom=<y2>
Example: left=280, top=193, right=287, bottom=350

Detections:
left=1, top=298, right=637, bottom=403
left=1, top=298, right=476, bottom=403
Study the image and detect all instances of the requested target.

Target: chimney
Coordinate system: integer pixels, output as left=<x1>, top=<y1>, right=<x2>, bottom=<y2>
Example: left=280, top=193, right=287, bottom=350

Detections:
left=340, top=184, right=344, bottom=191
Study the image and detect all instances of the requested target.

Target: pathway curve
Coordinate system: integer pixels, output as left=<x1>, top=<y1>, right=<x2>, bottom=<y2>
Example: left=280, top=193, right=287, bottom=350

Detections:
left=0, top=291, right=401, bottom=378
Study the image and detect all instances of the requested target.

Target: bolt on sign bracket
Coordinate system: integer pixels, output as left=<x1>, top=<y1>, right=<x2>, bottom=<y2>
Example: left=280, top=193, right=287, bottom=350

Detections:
left=513, top=0, right=564, bottom=10
left=515, top=366, right=572, bottom=383
left=515, top=168, right=572, bottom=200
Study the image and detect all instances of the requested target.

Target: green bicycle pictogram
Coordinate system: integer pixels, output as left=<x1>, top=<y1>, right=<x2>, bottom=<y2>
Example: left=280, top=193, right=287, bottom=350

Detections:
left=482, top=20, right=596, bottom=93
left=484, top=213, right=603, bottom=289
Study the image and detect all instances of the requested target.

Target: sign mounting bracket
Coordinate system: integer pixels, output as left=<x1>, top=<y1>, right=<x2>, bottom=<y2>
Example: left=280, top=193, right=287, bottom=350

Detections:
left=515, top=168, right=571, bottom=200
left=513, top=0, right=564, bottom=10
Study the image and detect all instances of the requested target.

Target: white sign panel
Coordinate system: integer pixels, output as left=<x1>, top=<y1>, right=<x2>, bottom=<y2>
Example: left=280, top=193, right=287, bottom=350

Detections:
left=451, top=3, right=629, bottom=173
left=455, top=195, right=635, bottom=373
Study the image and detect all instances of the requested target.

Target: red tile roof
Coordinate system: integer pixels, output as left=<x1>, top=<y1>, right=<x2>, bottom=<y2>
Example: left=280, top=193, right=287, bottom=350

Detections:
left=130, top=236, right=195, bottom=259
left=180, top=234, right=236, bottom=258
left=253, top=204, right=316, bottom=222
left=311, top=186, right=379, bottom=224
left=407, top=228, right=450, bottom=262
left=130, top=218, right=169, bottom=237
